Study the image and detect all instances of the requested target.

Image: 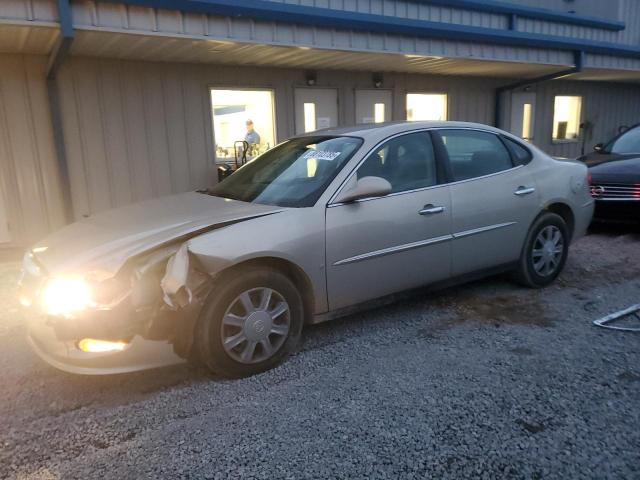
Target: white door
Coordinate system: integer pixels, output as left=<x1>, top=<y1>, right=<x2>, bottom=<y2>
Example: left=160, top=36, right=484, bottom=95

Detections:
left=355, top=89, right=392, bottom=124
left=294, top=88, right=338, bottom=134
left=510, top=92, right=536, bottom=141
left=0, top=190, right=10, bottom=244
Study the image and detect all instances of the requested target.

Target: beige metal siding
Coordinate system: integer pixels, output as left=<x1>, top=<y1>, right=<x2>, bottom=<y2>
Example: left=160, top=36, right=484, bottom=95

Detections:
left=0, top=53, right=66, bottom=247
left=54, top=58, right=503, bottom=219
left=57, top=57, right=216, bottom=220
left=509, top=79, right=640, bottom=159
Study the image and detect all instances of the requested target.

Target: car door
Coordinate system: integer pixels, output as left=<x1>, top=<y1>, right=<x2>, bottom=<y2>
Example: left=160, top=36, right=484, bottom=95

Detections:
left=325, top=131, right=452, bottom=310
left=435, top=129, right=540, bottom=277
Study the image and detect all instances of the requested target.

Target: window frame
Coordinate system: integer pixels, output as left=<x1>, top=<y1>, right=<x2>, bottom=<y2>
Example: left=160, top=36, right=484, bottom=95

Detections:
left=328, top=127, right=533, bottom=207
left=501, top=135, right=534, bottom=166
left=209, top=86, right=278, bottom=165
left=551, top=95, right=583, bottom=144
left=354, top=130, right=444, bottom=194
left=327, top=129, right=449, bottom=206
left=405, top=92, right=449, bottom=122
left=432, top=128, right=522, bottom=184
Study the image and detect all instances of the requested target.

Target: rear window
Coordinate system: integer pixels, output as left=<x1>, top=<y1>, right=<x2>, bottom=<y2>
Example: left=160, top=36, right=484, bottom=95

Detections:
left=503, top=137, right=533, bottom=165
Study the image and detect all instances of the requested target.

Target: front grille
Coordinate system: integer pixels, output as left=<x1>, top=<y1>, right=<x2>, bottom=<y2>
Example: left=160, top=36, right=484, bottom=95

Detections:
left=590, top=183, right=640, bottom=201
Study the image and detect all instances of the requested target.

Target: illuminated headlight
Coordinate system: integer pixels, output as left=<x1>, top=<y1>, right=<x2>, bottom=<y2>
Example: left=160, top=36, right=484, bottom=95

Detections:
left=41, top=276, right=94, bottom=317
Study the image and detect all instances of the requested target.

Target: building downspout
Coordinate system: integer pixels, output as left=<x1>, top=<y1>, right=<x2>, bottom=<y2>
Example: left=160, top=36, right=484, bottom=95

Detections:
left=494, top=50, right=584, bottom=129
left=47, top=0, right=75, bottom=222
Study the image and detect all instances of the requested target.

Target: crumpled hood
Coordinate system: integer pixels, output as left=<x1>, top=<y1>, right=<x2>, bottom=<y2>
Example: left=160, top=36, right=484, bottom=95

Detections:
left=31, top=192, right=284, bottom=277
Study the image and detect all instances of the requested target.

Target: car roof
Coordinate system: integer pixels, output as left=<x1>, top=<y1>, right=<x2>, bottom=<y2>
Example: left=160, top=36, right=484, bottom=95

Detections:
left=294, top=121, right=505, bottom=140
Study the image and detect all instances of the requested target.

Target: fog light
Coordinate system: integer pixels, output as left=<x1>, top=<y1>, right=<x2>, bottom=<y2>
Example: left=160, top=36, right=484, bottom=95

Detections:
left=77, top=338, right=128, bottom=353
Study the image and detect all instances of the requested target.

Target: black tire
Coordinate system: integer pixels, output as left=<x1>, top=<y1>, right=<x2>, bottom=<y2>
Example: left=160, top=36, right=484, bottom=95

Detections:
left=195, top=267, right=303, bottom=378
left=513, top=212, right=569, bottom=288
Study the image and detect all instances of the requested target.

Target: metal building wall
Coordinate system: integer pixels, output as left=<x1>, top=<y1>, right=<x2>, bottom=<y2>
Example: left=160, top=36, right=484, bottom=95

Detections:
left=56, top=57, right=216, bottom=220
left=525, top=79, right=640, bottom=159
left=0, top=53, right=66, bottom=248
left=56, top=56, right=502, bottom=220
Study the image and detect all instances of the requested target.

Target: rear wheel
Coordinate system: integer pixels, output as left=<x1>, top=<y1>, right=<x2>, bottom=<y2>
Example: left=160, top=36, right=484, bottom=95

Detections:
left=196, top=267, right=303, bottom=378
left=514, top=212, right=569, bottom=288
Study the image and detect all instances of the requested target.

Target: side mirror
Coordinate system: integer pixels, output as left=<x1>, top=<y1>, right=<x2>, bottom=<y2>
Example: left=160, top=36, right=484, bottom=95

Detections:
left=334, top=176, right=392, bottom=204
left=594, top=143, right=604, bottom=152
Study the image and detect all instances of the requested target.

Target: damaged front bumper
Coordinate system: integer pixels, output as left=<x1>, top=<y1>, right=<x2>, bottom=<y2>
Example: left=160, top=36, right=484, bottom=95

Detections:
left=27, top=316, right=184, bottom=375
left=20, top=243, right=211, bottom=374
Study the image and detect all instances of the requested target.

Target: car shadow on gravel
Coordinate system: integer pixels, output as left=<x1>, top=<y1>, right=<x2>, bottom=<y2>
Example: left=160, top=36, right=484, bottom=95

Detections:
left=303, top=274, right=554, bottom=354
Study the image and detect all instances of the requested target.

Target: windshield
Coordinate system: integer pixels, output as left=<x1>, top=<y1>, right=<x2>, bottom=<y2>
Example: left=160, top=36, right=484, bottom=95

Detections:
left=208, top=136, right=363, bottom=207
left=603, top=125, right=640, bottom=154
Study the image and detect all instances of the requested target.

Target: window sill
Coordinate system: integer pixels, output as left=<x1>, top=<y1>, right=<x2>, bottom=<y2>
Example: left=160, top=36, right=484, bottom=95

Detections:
left=552, top=139, right=580, bottom=145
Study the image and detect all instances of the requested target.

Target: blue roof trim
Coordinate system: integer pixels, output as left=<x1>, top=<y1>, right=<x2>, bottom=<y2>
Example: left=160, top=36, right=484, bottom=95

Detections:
left=99, top=0, right=640, bottom=59
left=415, top=0, right=625, bottom=31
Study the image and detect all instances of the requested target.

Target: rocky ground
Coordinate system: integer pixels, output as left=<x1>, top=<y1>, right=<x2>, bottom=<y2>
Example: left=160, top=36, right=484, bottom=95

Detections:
left=1, top=226, right=639, bottom=479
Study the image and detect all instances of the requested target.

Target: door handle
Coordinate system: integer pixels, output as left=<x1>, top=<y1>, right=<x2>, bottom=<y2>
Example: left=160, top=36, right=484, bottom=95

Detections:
left=419, top=204, right=445, bottom=215
left=514, top=186, right=536, bottom=196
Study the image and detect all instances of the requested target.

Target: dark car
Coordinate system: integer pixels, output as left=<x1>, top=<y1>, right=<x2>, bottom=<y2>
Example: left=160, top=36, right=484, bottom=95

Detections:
left=578, top=124, right=640, bottom=222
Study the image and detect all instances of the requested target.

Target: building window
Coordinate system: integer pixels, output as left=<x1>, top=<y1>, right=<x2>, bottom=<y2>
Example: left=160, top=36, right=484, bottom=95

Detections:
left=552, top=96, right=582, bottom=141
left=210, top=89, right=276, bottom=162
left=406, top=93, right=448, bottom=121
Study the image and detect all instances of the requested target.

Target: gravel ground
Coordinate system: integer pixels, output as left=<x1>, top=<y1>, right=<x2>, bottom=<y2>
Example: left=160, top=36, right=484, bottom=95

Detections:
left=1, top=227, right=639, bottom=479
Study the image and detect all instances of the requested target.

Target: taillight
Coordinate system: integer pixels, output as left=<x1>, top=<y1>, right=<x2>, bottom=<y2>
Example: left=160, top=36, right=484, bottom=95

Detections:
left=587, top=172, right=593, bottom=185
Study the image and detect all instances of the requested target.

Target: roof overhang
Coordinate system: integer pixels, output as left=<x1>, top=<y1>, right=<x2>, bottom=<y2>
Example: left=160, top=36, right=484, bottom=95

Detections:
left=1, top=21, right=639, bottom=83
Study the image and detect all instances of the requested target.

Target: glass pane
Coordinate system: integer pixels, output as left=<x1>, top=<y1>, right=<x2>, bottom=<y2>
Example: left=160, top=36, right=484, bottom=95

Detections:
left=304, top=103, right=317, bottom=133
left=406, top=93, right=448, bottom=121
left=552, top=96, right=582, bottom=140
left=439, top=130, right=513, bottom=181
left=208, top=136, right=362, bottom=207
left=609, top=126, right=640, bottom=154
left=504, top=137, right=532, bottom=165
left=211, top=89, right=276, bottom=163
left=357, top=132, right=437, bottom=193
left=522, top=103, right=533, bottom=140
left=374, top=103, right=385, bottom=123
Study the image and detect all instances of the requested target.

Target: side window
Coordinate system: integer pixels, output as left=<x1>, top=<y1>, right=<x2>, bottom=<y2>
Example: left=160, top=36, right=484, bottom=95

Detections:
left=357, top=132, right=438, bottom=193
left=438, top=130, right=514, bottom=181
left=503, top=137, right=533, bottom=165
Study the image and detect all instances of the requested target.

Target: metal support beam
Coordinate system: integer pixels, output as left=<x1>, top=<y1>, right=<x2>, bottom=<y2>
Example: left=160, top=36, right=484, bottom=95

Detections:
left=47, top=0, right=75, bottom=223
left=494, top=51, right=584, bottom=129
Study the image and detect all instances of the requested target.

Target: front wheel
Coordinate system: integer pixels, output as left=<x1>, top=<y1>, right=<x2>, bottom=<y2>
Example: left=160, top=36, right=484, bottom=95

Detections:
left=196, top=267, right=304, bottom=378
left=514, top=212, right=569, bottom=288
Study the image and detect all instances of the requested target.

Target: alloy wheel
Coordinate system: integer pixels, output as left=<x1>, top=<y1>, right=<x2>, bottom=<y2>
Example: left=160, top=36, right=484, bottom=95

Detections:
left=531, top=225, right=564, bottom=277
left=220, top=287, right=291, bottom=364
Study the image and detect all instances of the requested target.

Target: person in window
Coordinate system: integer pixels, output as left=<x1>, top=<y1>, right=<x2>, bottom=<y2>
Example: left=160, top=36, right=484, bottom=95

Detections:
left=243, top=119, right=262, bottom=158
left=245, top=119, right=261, bottom=146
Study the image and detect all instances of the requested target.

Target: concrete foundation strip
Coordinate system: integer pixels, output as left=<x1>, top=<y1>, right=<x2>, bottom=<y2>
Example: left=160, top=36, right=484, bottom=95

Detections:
left=593, top=304, right=640, bottom=332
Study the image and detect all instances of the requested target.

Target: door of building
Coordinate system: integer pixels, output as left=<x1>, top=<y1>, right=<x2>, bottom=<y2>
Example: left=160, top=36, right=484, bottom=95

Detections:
left=510, top=92, right=536, bottom=141
left=294, top=88, right=339, bottom=134
left=354, top=89, right=392, bottom=124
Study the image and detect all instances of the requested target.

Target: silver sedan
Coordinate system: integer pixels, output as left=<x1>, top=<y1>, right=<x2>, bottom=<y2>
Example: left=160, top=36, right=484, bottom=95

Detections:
left=19, top=122, right=594, bottom=377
